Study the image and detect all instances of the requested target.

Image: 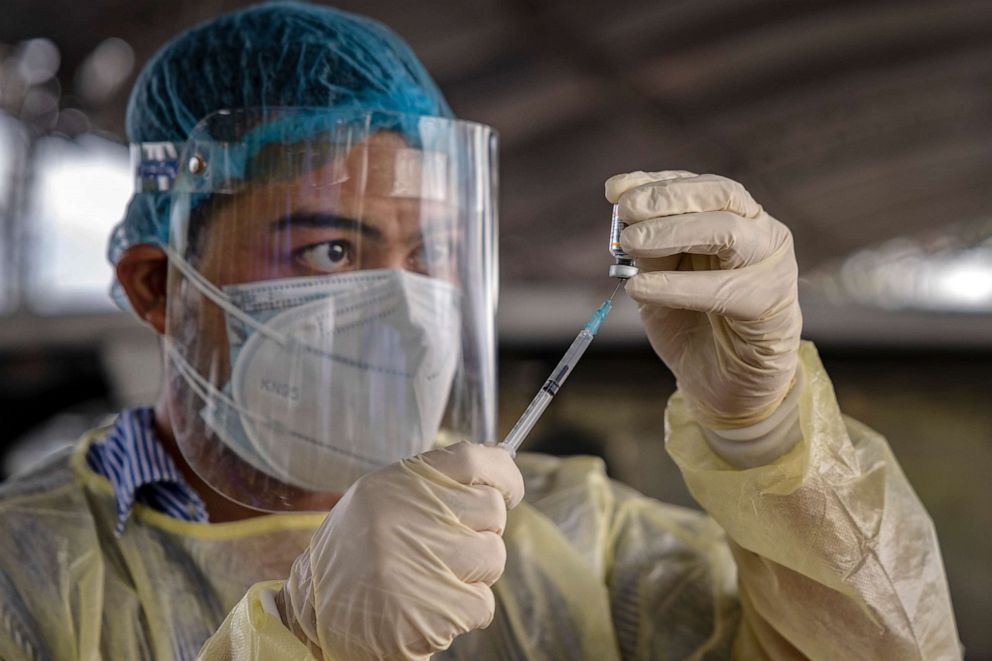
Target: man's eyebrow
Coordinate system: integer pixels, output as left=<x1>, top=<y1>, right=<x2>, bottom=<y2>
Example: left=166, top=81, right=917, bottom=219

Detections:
left=270, top=211, right=384, bottom=239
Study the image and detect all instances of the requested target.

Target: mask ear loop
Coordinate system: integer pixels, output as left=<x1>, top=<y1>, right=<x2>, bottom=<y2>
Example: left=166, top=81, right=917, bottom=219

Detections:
left=163, top=336, right=271, bottom=434
left=165, top=246, right=290, bottom=348
left=167, top=247, right=411, bottom=359
left=167, top=247, right=423, bottom=377
left=163, top=338, right=384, bottom=468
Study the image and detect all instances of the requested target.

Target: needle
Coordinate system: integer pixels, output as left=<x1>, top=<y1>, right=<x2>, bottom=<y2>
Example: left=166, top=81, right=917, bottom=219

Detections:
left=608, top=279, right=623, bottom=303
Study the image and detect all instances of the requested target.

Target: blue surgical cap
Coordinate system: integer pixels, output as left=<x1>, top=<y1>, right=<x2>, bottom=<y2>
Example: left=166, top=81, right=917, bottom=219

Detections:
left=108, top=1, right=452, bottom=308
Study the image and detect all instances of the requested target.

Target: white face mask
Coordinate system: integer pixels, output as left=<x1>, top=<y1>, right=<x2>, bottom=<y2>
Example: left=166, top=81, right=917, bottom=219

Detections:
left=167, top=257, right=461, bottom=493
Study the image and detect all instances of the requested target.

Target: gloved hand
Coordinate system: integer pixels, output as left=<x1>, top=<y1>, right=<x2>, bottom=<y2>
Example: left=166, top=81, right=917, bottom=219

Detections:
left=606, top=171, right=802, bottom=430
left=278, top=441, right=524, bottom=660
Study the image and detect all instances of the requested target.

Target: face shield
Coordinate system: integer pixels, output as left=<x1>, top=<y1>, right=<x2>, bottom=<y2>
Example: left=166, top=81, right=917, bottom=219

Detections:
left=137, top=108, right=498, bottom=511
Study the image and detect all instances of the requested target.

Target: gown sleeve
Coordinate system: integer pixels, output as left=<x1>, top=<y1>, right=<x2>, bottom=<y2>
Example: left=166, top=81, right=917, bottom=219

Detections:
left=663, top=341, right=961, bottom=660
left=197, top=581, right=317, bottom=661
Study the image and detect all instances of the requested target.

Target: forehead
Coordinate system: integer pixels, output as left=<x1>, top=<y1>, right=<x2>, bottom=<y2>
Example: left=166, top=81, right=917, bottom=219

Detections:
left=249, top=130, right=449, bottom=199
left=304, top=134, right=451, bottom=217
left=342, top=132, right=445, bottom=199
left=295, top=165, right=455, bottom=244
left=201, top=131, right=458, bottom=243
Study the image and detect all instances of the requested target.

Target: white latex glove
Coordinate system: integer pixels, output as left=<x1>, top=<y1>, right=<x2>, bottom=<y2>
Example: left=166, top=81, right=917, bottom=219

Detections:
left=606, top=171, right=802, bottom=431
left=278, top=441, right=524, bottom=660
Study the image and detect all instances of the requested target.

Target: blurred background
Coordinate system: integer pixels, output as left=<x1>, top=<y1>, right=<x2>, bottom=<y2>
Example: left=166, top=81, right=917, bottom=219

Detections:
left=1, top=0, right=990, bottom=656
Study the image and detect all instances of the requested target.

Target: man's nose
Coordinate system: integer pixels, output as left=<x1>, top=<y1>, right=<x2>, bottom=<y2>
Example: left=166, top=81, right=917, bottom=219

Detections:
left=365, top=247, right=411, bottom=271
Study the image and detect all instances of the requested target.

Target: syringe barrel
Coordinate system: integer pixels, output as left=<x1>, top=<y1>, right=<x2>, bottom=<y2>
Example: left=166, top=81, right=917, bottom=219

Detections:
left=499, top=390, right=553, bottom=454
left=499, top=329, right=595, bottom=454
left=557, top=328, right=594, bottom=369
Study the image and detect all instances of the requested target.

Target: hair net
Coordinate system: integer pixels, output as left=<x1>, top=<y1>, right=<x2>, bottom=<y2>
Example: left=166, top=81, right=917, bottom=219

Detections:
left=107, top=1, right=452, bottom=309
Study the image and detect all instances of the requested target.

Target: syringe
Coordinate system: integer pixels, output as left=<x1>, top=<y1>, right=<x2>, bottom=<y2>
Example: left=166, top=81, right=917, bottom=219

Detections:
left=498, top=282, right=621, bottom=456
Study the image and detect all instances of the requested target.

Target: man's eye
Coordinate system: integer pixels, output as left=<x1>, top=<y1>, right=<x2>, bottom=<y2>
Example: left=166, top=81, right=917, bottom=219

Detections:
left=415, top=237, right=452, bottom=269
left=408, top=241, right=446, bottom=275
left=295, top=240, right=353, bottom=273
left=406, top=244, right=428, bottom=274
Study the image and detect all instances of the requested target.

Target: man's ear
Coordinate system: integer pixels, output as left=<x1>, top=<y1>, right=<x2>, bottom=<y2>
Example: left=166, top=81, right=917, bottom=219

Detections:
left=116, top=244, right=169, bottom=334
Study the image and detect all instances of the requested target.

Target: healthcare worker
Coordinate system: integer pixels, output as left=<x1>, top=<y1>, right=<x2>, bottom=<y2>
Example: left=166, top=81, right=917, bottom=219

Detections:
left=0, top=3, right=961, bottom=660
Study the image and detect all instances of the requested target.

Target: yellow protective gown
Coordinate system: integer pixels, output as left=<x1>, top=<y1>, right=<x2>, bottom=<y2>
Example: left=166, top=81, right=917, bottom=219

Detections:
left=0, top=343, right=961, bottom=660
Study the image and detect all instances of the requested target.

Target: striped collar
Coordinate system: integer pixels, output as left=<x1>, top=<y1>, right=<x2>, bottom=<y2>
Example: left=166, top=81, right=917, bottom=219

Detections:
left=86, top=406, right=208, bottom=535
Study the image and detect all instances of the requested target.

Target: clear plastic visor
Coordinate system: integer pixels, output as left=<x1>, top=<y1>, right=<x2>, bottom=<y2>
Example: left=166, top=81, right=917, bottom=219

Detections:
left=156, top=108, right=498, bottom=512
